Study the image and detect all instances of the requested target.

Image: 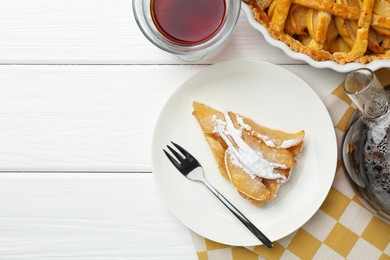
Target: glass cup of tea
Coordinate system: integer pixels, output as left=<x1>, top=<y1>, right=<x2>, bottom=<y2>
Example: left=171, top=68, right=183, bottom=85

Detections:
left=133, top=0, right=241, bottom=62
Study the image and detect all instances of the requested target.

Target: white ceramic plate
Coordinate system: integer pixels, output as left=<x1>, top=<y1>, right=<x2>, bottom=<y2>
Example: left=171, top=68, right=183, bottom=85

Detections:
left=241, top=3, right=390, bottom=73
left=151, top=60, right=337, bottom=246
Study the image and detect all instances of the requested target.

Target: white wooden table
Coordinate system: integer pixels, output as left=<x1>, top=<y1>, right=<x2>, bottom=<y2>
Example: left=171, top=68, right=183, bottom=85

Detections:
left=0, top=1, right=346, bottom=259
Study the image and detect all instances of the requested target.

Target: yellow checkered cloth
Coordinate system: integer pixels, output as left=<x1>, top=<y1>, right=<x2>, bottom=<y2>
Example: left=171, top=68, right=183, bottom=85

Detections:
left=190, top=69, right=390, bottom=260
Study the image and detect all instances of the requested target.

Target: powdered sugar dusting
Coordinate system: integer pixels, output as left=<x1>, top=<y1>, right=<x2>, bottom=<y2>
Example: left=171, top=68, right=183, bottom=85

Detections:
left=212, top=112, right=287, bottom=182
left=281, top=137, right=304, bottom=148
left=236, top=114, right=251, bottom=131
left=254, top=133, right=276, bottom=147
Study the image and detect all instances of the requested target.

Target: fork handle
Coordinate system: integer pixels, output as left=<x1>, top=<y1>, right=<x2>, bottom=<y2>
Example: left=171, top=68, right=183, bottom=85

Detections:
left=202, top=181, right=273, bottom=248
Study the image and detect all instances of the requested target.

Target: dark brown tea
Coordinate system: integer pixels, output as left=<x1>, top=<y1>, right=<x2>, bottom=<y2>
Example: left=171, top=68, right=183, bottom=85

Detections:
left=151, top=0, right=226, bottom=46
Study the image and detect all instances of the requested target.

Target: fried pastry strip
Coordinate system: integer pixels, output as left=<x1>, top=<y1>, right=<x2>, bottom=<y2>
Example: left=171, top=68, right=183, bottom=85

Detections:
left=270, top=0, right=293, bottom=35
left=292, top=0, right=360, bottom=20
left=334, top=0, right=375, bottom=63
left=307, top=9, right=332, bottom=50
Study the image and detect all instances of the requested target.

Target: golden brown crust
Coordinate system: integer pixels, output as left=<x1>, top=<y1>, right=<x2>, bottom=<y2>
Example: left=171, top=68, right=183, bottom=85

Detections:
left=270, top=0, right=293, bottom=33
left=247, top=0, right=390, bottom=64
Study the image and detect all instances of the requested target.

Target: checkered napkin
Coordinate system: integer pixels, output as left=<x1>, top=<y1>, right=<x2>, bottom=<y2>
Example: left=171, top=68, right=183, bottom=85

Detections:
left=190, top=69, right=390, bottom=260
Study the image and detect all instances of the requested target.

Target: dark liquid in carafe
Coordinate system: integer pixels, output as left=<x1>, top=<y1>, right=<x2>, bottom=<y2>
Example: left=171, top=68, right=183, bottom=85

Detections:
left=361, top=123, right=390, bottom=212
left=151, top=0, right=226, bottom=46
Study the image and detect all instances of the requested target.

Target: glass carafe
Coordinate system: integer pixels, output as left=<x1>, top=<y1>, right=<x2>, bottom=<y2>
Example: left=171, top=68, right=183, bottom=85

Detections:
left=342, top=68, right=390, bottom=220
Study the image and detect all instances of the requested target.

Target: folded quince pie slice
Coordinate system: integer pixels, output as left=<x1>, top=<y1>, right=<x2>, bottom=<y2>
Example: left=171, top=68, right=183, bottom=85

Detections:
left=192, top=101, right=304, bottom=206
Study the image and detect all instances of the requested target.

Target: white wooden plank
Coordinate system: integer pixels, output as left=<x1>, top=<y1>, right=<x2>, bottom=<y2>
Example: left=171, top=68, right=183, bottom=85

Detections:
left=0, top=65, right=199, bottom=172
left=0, top=172, right=197, bottom=260
left=0, top=0, right=300, bottom=64
left=0, top=65, right=344, bottom=172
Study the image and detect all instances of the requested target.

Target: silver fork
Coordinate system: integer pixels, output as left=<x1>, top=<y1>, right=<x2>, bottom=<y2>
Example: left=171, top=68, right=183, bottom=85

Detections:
left=163, top=142, right=273, bottom=248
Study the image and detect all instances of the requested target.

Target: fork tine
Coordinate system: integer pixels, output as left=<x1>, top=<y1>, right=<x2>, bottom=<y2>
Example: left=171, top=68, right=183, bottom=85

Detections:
left=171, top=141, right=195, bottom=161
left=163, top=149, right=181, bottom=170
left=167, top=145, right=184, bottom=162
